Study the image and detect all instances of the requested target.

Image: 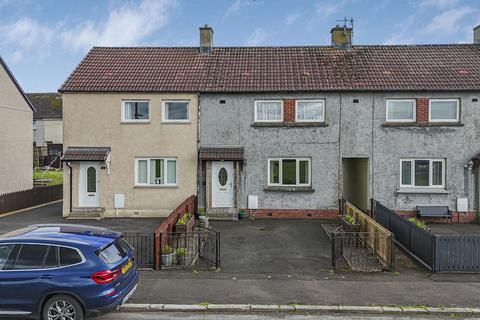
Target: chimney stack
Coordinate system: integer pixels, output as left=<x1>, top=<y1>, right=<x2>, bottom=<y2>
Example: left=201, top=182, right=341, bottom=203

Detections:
left=475, top=25, right=480, bottom=44
left=199, top=24, right=213, bottom=54
left=331, top=25, right=353, bottom=49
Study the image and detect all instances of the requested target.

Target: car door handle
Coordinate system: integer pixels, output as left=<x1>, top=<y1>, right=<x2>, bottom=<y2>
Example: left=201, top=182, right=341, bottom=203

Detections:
left=39, top=274, right=52, bottom=280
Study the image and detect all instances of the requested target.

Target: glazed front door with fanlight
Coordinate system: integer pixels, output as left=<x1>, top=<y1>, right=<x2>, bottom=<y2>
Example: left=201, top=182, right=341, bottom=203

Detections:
left=212, top=161, right=234, bottom=208
left=79, top=162, right=100, bottom=207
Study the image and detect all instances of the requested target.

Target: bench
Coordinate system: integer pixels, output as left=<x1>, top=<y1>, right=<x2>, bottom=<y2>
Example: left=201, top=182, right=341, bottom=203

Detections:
left=416, top=206, right=453, bottom=223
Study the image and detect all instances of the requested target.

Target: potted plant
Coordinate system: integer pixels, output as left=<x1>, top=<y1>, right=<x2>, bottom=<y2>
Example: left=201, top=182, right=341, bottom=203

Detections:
left=197, top=208, right=209, bottom=228
left=238, top=208, right=248, bottom=220
left=338, top=213, right=360, bottom=232
left=174, top=212, right=195, bottom=233
left=161, top=245, right=174, bottom=266
left=176, top=247, right=187, bottom=265
left=408, top=217, right=429, bottom=230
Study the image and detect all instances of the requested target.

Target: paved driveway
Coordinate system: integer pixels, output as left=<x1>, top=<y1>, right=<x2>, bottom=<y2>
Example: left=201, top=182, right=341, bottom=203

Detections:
left=210, top=219, right=332, bottom=276
left=0, top=201, right=164, bottom=235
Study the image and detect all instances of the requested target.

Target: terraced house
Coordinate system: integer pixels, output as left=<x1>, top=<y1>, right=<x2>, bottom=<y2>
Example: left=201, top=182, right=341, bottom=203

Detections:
left=61, top=24, right=480, bottom=221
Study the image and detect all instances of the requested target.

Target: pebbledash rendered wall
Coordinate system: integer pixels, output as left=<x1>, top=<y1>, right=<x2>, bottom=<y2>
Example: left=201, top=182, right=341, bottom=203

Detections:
left=199, top=92, right=480, bottom=218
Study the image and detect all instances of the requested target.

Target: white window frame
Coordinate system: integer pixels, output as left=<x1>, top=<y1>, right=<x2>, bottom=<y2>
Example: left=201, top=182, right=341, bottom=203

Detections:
left=295, top=99, right=325, bottom=123
left=386, top=99, right=416, bottom=123
left=399, top=158, right=445, bottom=189
left=254, top=100, right=284, bottom=123
left=162, top=100, right=191, bottom=123
left=428, top=99, right=460, bottom=123
left=121, top=100, right=150, bottom=123
left=135, top=157, right=178, bottom=187
left=267, top=158, right=311, bottom=187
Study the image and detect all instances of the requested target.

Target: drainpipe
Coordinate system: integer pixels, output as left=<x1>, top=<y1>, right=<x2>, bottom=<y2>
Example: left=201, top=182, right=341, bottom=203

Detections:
left=66, top=162, right=73, bottom=213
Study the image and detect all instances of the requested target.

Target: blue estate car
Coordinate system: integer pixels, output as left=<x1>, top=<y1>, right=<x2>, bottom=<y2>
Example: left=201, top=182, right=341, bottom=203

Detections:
left=0, top=224, right=138, bottom=319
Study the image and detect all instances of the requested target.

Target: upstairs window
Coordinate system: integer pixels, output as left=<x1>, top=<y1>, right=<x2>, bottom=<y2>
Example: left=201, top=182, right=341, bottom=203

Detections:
left=122, top=101, right=150, bottom=122
left=295, top=100, right=325, bottom=122
left=268, top=158, right=311, bottom=186
left=163, top=101, right=190, bottom=122
left=429, top=99, right=459, bottom=122
left=254, top=101, right=283, bottom=122
left=135, top=157, right=177, bottom=186
left=400, top=159, right=445, bottom=188
left=386, top=99, right=416, bottom=122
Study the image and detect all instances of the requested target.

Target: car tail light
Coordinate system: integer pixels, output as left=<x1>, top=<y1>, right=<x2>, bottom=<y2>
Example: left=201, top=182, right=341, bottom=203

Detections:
left=91, top=269, right=120, bottom=284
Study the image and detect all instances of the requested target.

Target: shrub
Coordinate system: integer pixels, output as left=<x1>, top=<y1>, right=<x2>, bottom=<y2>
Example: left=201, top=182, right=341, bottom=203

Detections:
left=408, top=217, right=428, bottom=230
left=198, top=208, right=206, bottom=216
left=177, top=213, right=191, bottom=225
left=161, top=245, right=174, bottom=255
left=176, top=247, right=187, bottom=256
left=343, top=214, right=357, bottom=224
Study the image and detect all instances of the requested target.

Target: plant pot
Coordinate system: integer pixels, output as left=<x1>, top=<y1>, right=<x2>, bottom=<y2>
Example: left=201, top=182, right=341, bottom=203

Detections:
left=161, top=253, right=174, bottom=266
left=238, top=211, right=247, bottom=220
left=176, top=254, right=186, bottom=265
left=197, top=215, right=209, bottom=228
left=338, top=215, right=360, bottom=233
left=174, top=214, right=195, bottom=233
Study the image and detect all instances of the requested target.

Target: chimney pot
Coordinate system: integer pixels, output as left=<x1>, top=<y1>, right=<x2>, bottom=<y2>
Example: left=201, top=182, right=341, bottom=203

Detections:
left=474, top=25, right=480, bottom=44
left=331, top=25, right=353, bottom=49
left=199, top=25, right=213, bottom=54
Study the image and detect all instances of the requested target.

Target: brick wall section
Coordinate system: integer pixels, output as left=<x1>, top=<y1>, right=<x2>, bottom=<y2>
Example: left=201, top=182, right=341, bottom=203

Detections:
left=283, top=99, right=295, bottom=123
left=249, top=208, right=338, bottom=219
left=416, top=98, right=429, bottom=125
left=397, top=210, right=477, bottom=223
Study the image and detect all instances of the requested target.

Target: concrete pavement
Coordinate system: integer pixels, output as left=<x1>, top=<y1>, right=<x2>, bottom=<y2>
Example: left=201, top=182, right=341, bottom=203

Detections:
left=98, top=312, right=477, bottom=320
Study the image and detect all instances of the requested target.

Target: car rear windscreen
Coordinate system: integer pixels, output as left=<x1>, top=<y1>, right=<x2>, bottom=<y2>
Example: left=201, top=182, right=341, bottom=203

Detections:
left=97, top=238, right=131, bottom=265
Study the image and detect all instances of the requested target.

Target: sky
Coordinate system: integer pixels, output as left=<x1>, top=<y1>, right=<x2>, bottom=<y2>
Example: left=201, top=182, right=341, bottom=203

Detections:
left=1, top=0, right=479, bottom=92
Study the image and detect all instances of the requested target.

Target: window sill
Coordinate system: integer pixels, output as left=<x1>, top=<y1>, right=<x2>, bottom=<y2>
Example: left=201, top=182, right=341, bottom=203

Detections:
left=396, top=188, right=449, bottom=194
left=383, top=123, right=464, bottom=128
left=121, top=121, right=151, bottom=124
left=264, top=186, right=315, bottom=192
left=252, top=122, right=328, bottom=128
left=161, top=121, right=191, bottom=124
left=134, top=185, right=178, bottom=189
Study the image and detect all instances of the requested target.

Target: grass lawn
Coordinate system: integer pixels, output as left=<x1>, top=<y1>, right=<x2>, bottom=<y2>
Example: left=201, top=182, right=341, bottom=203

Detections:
left=33, top=169, right=63, bottom=186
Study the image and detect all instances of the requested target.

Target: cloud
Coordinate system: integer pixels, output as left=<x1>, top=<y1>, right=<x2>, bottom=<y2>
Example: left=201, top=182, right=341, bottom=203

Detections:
left=246, top=28, right=268, bottom=46
left=417, top=0, right=459, bottom=9
left=285, top=12, right=301, bottom=27
left=423, top=6, right=474, bottom=35
left=315, top=1, right=339, bottom=19
left=61, top=0, right=176, bottom=51
left=223, top=0, right=261, bottom=20
left=383, top=14, right=417, bottom=44
left=0, top=17, right=56, bottom=62
left=0, top=0, right=176, bottom=62
left=373, top=0, right=391, bottom=13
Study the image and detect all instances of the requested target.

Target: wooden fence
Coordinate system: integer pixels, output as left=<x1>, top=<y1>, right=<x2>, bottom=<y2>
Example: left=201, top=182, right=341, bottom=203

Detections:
left=0, top=185, right=63, bottom=214
left=341, top=199, right=395, bottom=270
left=373, top=199, right=480, bottom=273
left=154, top=195, right=197, bottom=269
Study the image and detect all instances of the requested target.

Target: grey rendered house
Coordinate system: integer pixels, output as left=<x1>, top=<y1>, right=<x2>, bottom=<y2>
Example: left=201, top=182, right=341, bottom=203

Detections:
left=198, top=25, right=480, bottom=222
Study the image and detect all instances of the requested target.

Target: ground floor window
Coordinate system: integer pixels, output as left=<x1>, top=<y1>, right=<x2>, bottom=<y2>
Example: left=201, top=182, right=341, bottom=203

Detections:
left=268, top=158, right=310, bottom=186
left=135, top=157, right=177, bottom=186
left=400, top=159, right=444, bottom=188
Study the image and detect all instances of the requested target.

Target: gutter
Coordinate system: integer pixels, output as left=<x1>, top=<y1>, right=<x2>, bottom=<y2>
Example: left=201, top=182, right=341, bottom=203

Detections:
left=66, top=162, right=73, bottom=213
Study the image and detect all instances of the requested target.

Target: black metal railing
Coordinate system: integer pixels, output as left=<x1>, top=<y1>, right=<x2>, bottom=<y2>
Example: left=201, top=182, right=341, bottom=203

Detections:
left=332, top=227, right=395, bottom=272
left=158, top=226, right=220, bottom=270
left=123, top=233, right=156, bottom=269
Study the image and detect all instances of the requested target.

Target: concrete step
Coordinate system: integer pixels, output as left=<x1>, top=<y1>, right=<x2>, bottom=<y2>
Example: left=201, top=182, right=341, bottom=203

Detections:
left=206, top=208, right=238, bottom=221
left=68, top=207, right=105, bottom=220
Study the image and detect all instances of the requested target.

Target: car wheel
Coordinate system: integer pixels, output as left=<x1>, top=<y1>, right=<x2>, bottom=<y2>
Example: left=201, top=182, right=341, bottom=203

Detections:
left=42, top=294, right=84, bottom=320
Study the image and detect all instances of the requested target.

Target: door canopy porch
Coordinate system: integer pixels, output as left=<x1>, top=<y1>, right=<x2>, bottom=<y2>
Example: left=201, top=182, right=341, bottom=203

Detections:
left=199, top=146, right=244, bottom=161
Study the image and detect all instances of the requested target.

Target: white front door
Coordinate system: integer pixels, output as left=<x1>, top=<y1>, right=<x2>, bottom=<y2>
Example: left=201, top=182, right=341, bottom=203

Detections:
left=79, top=162, right=100, bottom=207
left=212, top=161, right=234, bottom=208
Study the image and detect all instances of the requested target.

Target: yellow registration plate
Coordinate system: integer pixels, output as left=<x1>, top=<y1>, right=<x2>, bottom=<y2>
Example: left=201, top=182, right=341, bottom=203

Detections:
left=121, top=260, right=132, bottom=274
